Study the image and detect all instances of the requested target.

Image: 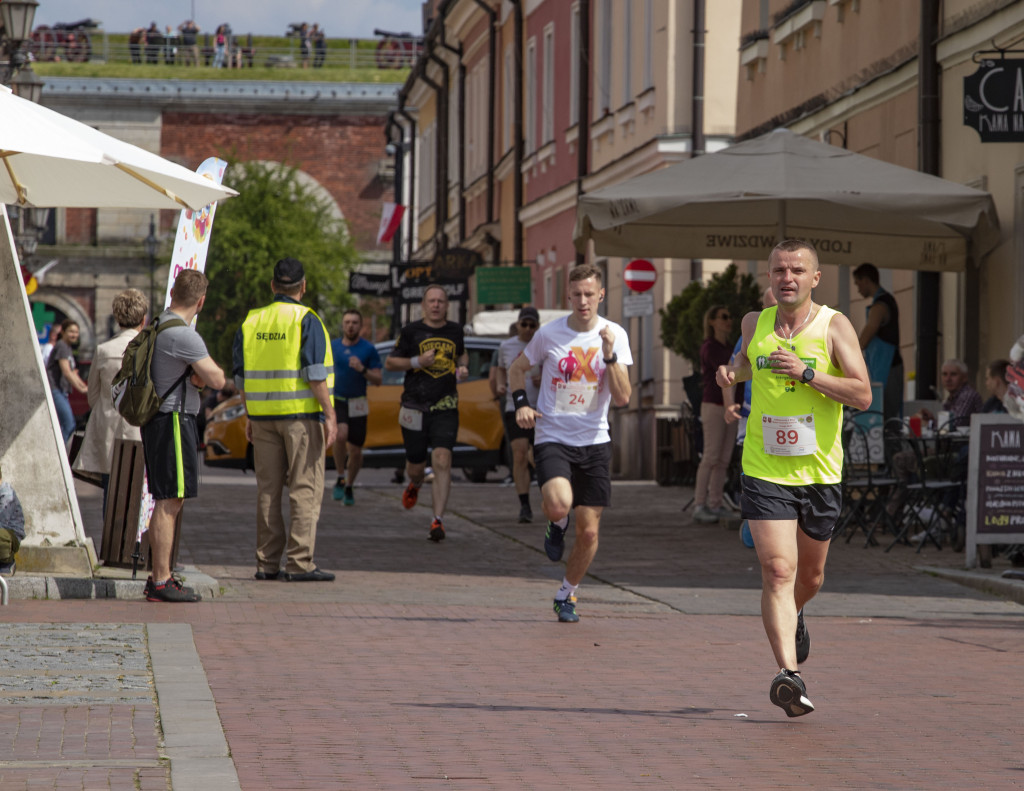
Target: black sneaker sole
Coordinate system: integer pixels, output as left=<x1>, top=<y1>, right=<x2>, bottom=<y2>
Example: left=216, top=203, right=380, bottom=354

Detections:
left=770, top=673, right=814, bottom=717
left=796, top=621, right=810, bottom=664
left=544, top=523, right=567, bottom=561
left=428, top=526, right=445, bottom=542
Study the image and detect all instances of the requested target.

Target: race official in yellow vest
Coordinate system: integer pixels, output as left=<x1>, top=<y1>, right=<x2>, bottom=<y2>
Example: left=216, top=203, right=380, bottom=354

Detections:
left=234, top=258, right=338, bottom=583
left=716, top=240, right=871, bottom=718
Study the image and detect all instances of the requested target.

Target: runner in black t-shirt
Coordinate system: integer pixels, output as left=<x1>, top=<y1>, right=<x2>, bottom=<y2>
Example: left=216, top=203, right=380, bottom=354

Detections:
left=386, top=285, right=468, bottom=542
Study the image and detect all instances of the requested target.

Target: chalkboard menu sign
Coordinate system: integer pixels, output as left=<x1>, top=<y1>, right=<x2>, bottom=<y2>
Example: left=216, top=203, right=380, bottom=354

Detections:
left=966, top=414, right=1024, bottom=567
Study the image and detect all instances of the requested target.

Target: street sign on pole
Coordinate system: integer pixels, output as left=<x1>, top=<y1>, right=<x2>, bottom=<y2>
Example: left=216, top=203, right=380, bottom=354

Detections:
left=624, top=259, right=657, bottom=292
left=623, top=291, right=654, bottom=318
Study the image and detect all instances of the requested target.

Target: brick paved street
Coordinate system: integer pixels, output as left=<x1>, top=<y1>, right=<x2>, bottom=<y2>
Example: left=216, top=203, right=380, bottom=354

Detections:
left=1, top=469, right=1021, bottom=789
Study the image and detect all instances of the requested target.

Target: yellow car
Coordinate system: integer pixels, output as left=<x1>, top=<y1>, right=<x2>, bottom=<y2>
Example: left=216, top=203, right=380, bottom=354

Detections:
left=204, top=336, right=506, bottom=482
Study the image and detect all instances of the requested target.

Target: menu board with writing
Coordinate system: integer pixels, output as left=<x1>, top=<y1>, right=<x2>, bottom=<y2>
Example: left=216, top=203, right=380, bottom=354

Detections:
left=965, top=414, right=1024, bottom=568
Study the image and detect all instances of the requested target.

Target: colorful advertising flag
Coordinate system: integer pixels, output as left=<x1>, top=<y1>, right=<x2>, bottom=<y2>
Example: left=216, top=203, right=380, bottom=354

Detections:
left=139, top=157, right=228, bottom=543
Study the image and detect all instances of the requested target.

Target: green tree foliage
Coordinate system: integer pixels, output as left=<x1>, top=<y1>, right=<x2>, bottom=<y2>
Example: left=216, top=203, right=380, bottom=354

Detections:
left=659, top=264, right=763, bottom=368
left=198, top=160, right=358, bottom=370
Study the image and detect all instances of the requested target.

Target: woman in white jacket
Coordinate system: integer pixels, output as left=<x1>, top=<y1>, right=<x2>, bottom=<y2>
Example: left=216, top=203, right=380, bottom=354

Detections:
left=73, top=289, right=148, bottom=515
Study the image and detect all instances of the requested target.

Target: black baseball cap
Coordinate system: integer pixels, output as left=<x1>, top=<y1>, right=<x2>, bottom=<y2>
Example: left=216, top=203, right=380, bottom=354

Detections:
left=273, top=258, right=305, bottom=285
left=518, top=306, right=540, bottom=323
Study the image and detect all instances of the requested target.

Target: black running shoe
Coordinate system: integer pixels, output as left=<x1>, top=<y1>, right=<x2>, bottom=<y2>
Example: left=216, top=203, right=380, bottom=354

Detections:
left=428, top=517, right=445, bottom=542
left=796, top=610, right=810, bottom=664
left=770, top=669, right=814, bottom=717
left=553, top=596, right=579, bottom=623
left=518, top=504, right=533, bottom=523
left=544, top=520, right=568, bottom=561
left=146, top=576, right=202, bottom=603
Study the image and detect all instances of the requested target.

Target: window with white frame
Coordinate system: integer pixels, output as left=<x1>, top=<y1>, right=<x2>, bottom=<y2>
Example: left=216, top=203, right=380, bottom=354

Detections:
left=525, top=38, right=536, bottom=154
left=543, top=25, right=554, bottom=144
left=599, top=0, right=612, bottom=114
left=503, top=45, right=513, bottom=153
left=570, top=3, right=580, bottom=126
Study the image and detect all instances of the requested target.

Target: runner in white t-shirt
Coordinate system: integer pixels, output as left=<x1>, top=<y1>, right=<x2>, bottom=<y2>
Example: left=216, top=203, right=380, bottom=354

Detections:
left=509, top=265, right=632, bottom=623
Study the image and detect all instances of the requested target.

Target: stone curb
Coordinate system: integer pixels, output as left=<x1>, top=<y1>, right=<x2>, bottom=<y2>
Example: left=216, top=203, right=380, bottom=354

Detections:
left=0, top=566, right=219, bottom=601
left=916, top=565, right=1024, bottom=605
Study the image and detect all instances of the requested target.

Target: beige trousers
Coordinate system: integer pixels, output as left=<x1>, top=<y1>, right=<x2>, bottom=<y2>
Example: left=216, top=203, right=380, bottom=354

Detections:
left=252, top=418, right=325, bottom=574
left=695, top=402, right=738, bottom=509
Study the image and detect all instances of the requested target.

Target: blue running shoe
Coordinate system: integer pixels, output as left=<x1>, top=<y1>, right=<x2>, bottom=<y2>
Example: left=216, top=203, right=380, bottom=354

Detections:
left=553, top=596, right=579, bottom=623
left=332, top=477, right=345, bottom=501
left=544, top=519, right=568, bottom=561
left=342, top=486, right=355, bottom=506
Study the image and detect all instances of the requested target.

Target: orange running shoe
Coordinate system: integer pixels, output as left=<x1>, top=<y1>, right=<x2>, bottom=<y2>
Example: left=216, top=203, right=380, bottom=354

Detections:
left=428, top=517, right=445, bottom=542
left=402, top=481, right=420, bottom=509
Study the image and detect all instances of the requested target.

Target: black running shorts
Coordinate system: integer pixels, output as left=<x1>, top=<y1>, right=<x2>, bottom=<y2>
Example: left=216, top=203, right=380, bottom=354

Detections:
left=141, top=411, right=200, bottom=500
left=337, top=399, right=369, bottom=447
left=502, top=409, right=535, bottom=444
left=740, top=475, right=842, bottom=541
left=534, top=441, right=612, bottom=508
left=401, top=407, right=459, bottom=464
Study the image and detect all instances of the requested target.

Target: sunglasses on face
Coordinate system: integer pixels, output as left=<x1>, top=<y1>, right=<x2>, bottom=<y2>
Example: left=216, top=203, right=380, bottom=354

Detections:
left=520, top=321, right=538, bottom=329
left=718, top=314, right=732, bottom=320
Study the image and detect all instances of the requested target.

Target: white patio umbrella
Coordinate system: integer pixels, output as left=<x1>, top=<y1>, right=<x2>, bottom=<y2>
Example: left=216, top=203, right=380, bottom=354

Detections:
left=0, top=83, right=236, bottom=575
left=0, top=84, right=237, bottom=209
left=574, top=129, right=1000, bottom=272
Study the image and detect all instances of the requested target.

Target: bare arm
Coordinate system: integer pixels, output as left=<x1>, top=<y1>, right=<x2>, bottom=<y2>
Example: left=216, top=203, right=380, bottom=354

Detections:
left=769, top=312, right=872, bottom=410
left=386, top=348, right=436, bottom=371
left=190, top=355, right=226, bottom=391
left=363, top=367, right=383, bottom=387
left=716, top=311, right=758, bottom=389
left=858, top=301, right=888, bottom=350
left=59, top=358, right=89, bottom=394
left=493, top=365, right=508, bottom=398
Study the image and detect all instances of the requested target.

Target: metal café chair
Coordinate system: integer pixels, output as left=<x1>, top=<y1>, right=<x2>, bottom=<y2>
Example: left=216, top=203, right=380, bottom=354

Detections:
left=837, top=411, right=898, bottom=546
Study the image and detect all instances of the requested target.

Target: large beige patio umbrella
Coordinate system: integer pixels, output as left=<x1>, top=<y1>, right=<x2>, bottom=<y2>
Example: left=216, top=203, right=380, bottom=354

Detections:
left=574, top=129, right=1000, bottom=271
left=0, top=84, right=237, bottom=209
left=0, top=83, right=237, bottom=574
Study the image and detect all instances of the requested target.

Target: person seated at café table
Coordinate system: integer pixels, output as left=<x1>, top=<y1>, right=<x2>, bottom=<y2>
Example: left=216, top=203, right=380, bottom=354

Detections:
left=982, top=359, right=1011, bottom=414
left=914, top=359, right=983, bottom=431
left=887, top=359, right=984, bottom=526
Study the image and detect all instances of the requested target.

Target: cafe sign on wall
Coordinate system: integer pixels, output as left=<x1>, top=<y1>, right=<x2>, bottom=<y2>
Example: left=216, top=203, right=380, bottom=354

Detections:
left=963, top=58, right=1024, bottom=142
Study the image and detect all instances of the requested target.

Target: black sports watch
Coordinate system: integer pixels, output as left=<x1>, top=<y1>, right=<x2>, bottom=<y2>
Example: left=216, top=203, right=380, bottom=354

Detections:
left=801, top=367, right=815, bottom=384
left=603, top=352, right=618, bottom=365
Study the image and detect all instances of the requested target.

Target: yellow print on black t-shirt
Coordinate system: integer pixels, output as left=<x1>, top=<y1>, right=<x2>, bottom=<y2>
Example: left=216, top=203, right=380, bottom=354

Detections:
left=419, top=337, right=457, bottom=379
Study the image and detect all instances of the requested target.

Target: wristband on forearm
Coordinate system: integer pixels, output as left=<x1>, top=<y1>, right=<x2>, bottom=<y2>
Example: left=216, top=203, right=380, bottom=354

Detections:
left=512, top=389, right=530, bottom=410
left=410, top=355, right=420, bottom=369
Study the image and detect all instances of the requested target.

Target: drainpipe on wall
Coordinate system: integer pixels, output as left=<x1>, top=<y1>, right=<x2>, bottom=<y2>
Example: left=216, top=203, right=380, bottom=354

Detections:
left=438, top=30, right=465, bottom=243
left=917, top=0, right=941, bottom=399
left=690, top=0, right=706, bottom=281
left=396, top=105, right=417, bottom=262
left=423, top=51, right=450, bottom=251
left=575, top=0, right=590, bottom=266
left=691, top=0, right=705, bottom=157
left=471, top=0, right=497, bottom=227
left=508, top=0, right=524, bottom=267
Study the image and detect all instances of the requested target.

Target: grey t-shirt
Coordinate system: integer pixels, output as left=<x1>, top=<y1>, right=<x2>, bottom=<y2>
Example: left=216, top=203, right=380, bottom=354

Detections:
left=153, top=310, right=210, bottom=416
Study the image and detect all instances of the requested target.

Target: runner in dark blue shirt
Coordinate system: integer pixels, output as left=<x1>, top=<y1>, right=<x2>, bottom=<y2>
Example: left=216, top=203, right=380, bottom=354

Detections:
left=330, top=309, right=382, bottom=505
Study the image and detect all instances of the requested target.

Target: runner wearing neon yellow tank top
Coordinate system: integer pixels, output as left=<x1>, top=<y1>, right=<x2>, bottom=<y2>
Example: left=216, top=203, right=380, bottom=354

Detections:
left=717, top=240, right=871, bottom=719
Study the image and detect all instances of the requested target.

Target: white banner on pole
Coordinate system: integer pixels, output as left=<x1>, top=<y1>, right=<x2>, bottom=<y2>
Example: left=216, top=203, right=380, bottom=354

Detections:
left=139, top=157, right=228, bottom=541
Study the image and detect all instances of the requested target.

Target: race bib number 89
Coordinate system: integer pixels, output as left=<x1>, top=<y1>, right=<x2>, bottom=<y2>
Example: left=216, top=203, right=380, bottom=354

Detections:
left=762, top=413, right=817, bottom=456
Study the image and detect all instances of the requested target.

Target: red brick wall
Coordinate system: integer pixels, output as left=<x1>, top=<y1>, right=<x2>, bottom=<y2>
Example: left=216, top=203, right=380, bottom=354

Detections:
left=160, top=112, right=390, bottom=251
left=64, top=208, right=96, bottom=245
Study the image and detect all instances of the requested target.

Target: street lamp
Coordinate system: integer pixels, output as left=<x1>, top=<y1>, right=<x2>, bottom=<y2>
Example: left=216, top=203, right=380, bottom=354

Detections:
left=0, top=0, right=40, bottom=84
left=10, top=62, right=44, bottom=102
left=144, top=214, right=158, bottom=320
left=7, top=203, right=50, bottom=259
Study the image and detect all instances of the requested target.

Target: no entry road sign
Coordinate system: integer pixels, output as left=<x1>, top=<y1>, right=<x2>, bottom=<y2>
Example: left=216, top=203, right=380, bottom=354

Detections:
left=624, top=259, right=657, bottom=292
